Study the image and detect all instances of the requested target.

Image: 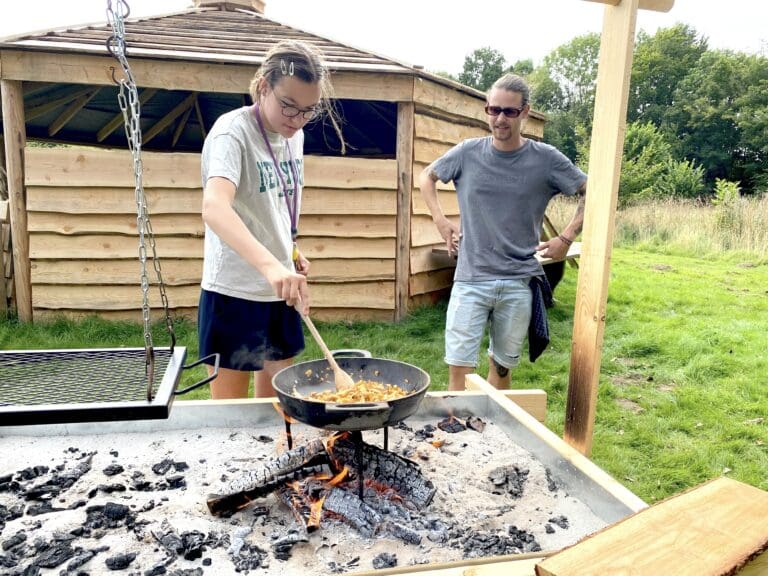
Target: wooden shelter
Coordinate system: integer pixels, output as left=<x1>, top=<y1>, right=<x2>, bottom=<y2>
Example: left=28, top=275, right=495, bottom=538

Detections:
left=0, top=0, right=545, bottom=323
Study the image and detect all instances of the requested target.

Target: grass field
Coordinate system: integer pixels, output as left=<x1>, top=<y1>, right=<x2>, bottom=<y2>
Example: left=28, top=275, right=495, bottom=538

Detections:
left=1, top=198, right=767, bottom=504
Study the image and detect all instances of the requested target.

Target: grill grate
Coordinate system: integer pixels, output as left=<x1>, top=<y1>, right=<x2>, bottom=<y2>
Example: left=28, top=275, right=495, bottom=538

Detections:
left=0, top=347, right=186, bottom=426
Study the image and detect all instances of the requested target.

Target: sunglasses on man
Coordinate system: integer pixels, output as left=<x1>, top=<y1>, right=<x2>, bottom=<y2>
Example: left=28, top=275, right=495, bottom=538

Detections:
left=484, top=105, right=526, bottom=118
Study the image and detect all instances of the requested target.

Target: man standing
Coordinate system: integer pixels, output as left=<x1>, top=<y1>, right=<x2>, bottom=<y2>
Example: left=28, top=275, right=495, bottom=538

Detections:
left=419, top=73, right=587, bottom=391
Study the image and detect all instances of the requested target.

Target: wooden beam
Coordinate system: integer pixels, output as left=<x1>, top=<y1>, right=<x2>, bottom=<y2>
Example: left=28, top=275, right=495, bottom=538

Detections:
left=1, top=80, right=31, bottom=321
left=193, top=94, right=207, bottom=140
left=143, top=92, right=197, bottom=145
left=0, top=50, right=415, bottom=101
left=48, top=88, right=100, bottom=136
left=565, top=0, right=639, bottom=455
left=582, top=0, right=674, bottom=12
left=172, top=104, right=194, bottom=148
left=24, top=85, right=95, bottom=122
left=395, top=100, right=415, bottom=321
left=536, top=477, right=768, bottom=576
left=97, top=88, right=158, bottom=142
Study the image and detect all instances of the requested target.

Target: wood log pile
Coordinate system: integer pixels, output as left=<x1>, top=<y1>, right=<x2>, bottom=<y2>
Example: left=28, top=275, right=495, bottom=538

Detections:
left=206, top=433, right=436, bottom=545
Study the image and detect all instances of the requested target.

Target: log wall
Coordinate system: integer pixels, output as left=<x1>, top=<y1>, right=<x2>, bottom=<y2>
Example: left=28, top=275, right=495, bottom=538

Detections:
left=25, top=147, right=398, bottom=321
left=0, top=200, right=12, bottom=312
left=408, top=78, right=546, bottom=303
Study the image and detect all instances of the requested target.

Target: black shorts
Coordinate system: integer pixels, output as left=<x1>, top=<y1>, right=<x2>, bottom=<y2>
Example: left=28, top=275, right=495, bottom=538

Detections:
left=197, top=289, right=304, bottom=371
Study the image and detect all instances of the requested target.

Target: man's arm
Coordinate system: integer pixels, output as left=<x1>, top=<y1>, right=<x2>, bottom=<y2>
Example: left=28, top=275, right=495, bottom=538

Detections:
left=418, top=165, right=460, bottom=255
left=536, top=181, right=586, bottom=260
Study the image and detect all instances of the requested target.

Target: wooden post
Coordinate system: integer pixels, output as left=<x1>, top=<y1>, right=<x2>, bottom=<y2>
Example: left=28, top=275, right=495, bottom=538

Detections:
left=565, top=0, right=640, bottom=455
left=1, top=80, right=32, bottom=322
left=394, top=101, right=415, bottom=321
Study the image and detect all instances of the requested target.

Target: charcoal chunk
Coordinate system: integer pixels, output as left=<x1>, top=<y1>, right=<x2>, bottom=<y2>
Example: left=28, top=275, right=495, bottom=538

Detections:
left=102, top=464, right=124, bottom=477
left=372, top=552, right=397, bottom=569
left=105, top=552, right=136, bottom=570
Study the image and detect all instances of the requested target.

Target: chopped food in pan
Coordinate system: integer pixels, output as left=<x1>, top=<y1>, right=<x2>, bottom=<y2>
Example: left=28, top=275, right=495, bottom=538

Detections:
left=302, top=380, right=408, bottom=403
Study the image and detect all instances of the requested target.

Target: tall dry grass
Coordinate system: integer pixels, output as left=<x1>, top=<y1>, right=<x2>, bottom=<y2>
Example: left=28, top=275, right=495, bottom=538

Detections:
left=546, top=195, right=768, bottom=260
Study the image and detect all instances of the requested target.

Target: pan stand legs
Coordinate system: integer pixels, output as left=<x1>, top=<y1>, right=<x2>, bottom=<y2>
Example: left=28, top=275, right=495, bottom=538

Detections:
left=383, top=426, right=388, bottom=451
left=351, top=430, right=364, bottom=501
left=285, top=420, right=293, bottom=451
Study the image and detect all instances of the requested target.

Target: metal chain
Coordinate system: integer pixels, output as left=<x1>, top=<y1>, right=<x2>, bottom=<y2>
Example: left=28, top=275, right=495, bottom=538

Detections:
left=106, top=0, right=176, bottom=399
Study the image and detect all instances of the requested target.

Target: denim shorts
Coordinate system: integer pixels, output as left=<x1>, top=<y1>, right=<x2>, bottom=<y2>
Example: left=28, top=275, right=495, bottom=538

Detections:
left=445, top=279, right=532, bottom=369
left=198, top=289, right=304, bottom=371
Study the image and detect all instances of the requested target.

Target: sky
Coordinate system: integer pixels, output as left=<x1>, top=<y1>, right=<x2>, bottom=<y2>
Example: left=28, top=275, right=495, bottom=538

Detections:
left=0, top=0, right=765, bottom=75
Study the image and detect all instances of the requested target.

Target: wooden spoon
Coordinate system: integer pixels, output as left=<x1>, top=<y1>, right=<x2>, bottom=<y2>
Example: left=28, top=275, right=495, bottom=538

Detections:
left=300, top=312, right=355, bottom=391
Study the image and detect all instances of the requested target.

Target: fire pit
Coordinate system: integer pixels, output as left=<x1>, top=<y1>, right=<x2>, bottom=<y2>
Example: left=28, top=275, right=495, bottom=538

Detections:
left=0, top=382, right=644, bottom=575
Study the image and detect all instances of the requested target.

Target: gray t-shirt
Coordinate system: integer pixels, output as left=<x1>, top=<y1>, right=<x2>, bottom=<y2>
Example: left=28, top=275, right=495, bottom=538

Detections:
left=432, top=137, right=586, bottom=281
left=200, top=106, right=304, bottom=301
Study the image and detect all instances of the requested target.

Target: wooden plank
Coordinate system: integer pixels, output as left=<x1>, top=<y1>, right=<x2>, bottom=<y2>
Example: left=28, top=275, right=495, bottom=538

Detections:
left=298, top=214, right=396, bottom=238
left=302, top=188, right=396, bottom=215
left=25, top=147, right=203, bottom=188
left=415, top=113, right=488, bottom=145
left=414, top=138, right=453, bottom=165
left=1, top=79, right=32, bottom=321
left=172, top=103, right=195, bottom=147
left=32, top=280, right=394, bottom=310
left=536, top=477, right=768, bottom=576
left=429, top=389, right=547, bottom=423
left=301, top=237, right=396, bottom=260
left=582, top=0, right=674, bottom=11
left=409, top=268, right=454, bottom=296
left=29, top=234, right=203, bottom=259
left=0, top=51, right=414, bottom=101
left=25, top=147, right=397, bottom=190
left=34, top=306, right=200, bottom=323
left=27, top=186, right=202, bottom=214
left=28, top=233, right=395, bottom=260
left=411, top=214, right=459, bottom=247
left=30, top=259, right=203, bottom=285
left=27, top=212, right=204, bottom=236
left=308, top=258, right=394, bottom=282
left=26, top=186, right=396, bottom=216
left=395, top=100, right=415, bottom=321
left=412, top=189, right=458, bottom=215
left=410, top=244, right=455, bottom=275
left=24, top=85, right=95, bottom=122
left=565, top=0, right=639, bottom=456
left=306, top=307, right=393, bottom=322
left=413, top=77, right=487, bottom=124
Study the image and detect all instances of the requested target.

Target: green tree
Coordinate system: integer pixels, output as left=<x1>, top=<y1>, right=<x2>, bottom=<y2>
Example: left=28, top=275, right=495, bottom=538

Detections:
left=529, top=33, right=600, bottom=162
left=665, top=50, right=768, bottom=192
left=629, top=24, right=708, bottom=126
left=458, top=47, right=506, bottom=91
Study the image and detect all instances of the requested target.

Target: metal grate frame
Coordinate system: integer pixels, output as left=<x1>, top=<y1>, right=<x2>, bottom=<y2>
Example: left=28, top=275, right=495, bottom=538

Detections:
left=0, top=347, right=187, bottom=426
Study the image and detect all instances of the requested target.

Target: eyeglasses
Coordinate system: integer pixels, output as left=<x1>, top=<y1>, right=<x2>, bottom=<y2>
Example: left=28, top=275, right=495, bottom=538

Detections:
left=484, top=105, right=526, bottom=118
left=275, top=95, right=321, bottom=121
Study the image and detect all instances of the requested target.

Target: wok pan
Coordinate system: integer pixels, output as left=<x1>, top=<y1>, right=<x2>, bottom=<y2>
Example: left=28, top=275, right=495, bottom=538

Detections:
left=272, top=357, right=430, bottom=431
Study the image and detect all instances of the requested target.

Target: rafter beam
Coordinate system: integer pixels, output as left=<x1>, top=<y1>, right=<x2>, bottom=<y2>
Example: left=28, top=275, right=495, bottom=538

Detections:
left=143, top=92, right=196, bottom=145
left=194, top=95, right=207, bottom=140
left=25, top=86, right=95, bottom=122
left=172, top=102, right=194, bottom=147
left=97, top=88, right=158, bottom=142
left=48, top=88, right=100, bottom=136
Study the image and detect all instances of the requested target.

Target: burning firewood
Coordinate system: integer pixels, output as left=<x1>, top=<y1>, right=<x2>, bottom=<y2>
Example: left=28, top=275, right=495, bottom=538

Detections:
left=206, top=438, right=328, bottom=517
left=328, top=435, right=436, bottom=510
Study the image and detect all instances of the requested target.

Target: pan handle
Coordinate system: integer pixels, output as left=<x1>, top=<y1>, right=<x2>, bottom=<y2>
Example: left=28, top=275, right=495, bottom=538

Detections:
left=174, top=353, right=220, bottom=396
left=325, top=402, right=389, bottom=413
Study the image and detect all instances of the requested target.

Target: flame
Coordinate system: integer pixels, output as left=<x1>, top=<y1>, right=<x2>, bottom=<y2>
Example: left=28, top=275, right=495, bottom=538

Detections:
left=325, top=431, right=349, bottom=454
left=327, top=466, right=349, bottom=487
left=431, top=439, right=445, bottom=449
left=307, top=495, right=326, bottom=529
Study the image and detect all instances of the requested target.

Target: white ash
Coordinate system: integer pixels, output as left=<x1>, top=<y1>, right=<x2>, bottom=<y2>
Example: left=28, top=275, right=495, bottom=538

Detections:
left=0, top=418, right=607, bottom=575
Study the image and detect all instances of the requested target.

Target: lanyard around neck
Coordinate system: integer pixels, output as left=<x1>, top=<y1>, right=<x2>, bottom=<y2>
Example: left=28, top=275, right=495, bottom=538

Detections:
left=253, top=103, right=300, bottom=241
